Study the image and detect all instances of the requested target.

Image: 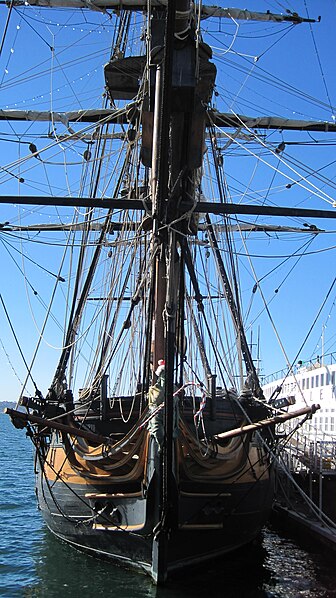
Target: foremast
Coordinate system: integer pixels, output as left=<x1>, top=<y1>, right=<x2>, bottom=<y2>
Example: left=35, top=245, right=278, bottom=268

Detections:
left=143, top=0, right=269, bottom=582
left=148, top=0, right=190, bottom=582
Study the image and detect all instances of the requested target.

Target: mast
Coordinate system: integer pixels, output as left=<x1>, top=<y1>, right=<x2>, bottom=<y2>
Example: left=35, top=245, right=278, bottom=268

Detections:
left=149, top=0, right=219, bottom=578
left=149, top=0, right=180, bottom=583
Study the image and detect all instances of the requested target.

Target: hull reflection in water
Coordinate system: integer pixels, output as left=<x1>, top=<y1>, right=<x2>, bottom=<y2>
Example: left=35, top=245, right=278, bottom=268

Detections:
left=26, top=526, right=336, bottom=598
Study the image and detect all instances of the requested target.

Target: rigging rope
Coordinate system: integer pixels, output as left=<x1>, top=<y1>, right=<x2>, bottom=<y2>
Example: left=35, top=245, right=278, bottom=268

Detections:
left=0, top=292, right=41, bottom=398
left=304, top=0, right=334, bottom=120
left=210, top=111, right=336, bottom=205
left=0, top=0, right=14, bottom=58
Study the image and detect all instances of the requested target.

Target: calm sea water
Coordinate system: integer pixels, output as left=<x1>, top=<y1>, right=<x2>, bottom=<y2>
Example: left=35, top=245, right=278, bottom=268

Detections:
left=1, top=412, right=335, bottom=598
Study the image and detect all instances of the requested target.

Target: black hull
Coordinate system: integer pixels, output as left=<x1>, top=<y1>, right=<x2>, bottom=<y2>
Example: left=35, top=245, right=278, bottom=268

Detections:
left=36, top=453, right=274, bottom=582
left=31, top=393, right=276, bottom=584
left=42, top=508, right=270, bottom=575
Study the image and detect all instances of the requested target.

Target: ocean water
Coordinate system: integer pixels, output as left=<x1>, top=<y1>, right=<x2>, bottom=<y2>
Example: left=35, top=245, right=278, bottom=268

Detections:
left=1, top=412, right=335, bottom=598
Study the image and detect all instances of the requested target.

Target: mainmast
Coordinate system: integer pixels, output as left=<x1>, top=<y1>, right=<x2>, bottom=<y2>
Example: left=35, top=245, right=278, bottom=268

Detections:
left=148, top=0, right=188, bottom=582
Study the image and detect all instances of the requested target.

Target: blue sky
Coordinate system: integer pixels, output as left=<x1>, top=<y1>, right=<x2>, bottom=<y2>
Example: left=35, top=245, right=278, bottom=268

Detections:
left=1, top=0, right=336, bottom=402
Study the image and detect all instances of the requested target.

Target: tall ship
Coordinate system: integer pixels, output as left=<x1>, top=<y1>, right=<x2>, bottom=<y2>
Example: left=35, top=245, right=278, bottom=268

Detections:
left=1, top=0, right=334, bottom=584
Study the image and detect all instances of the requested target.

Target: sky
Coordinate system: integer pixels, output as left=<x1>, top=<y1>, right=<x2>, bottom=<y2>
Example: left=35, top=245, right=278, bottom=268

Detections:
left=1, top=0, right=336, bottom=402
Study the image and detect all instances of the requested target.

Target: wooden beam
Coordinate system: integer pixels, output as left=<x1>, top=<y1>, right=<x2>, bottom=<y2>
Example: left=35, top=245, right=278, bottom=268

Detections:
left=211, top=112, right=336, bottom=133
left=4, top=407, right=112, bottom=445
left=1, top=109, right=335, bottom=133
left=214, top=404, right=320, bottom=441
left=0, top=108, right=129, bottom=124
left=1, top=196, right=336, bottom=221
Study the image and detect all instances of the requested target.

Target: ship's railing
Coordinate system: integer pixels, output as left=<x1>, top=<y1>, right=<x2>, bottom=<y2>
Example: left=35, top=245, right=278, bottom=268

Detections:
left=275, top=421, right=336, bottom=528
left=261, top=351, right=336, bottom=386
left=279, top=420, right=336, bottom=473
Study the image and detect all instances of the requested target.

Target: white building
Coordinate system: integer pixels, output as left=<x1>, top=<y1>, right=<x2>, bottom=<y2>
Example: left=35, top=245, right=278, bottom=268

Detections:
left=262, top=357, right=336, bottom=440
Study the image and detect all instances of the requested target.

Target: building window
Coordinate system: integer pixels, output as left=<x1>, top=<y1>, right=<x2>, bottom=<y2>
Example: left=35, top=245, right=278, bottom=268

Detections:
left=311, top=377, right=314, bottom=389
left=315, top=375, right=319, bottom=387
left=326, top=372, right=330, bottom=385
left=321, top=374, right=324, bottom=386
left=306, top=378, right=310, bottom=389
left=302, top=379, right=305, bottom=390
left=332, top=372, right=335, bottom=385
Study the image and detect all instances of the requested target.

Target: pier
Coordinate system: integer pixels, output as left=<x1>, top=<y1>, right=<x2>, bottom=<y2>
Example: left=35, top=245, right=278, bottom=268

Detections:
left=273, top=422, right=336, bottom=551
